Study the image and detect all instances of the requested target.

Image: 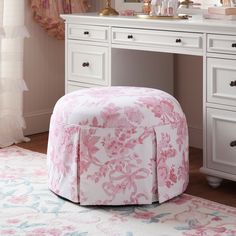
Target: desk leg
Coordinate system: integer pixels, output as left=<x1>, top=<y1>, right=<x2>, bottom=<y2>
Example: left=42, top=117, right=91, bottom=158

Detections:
left=206, top=176, right=223, bottom=188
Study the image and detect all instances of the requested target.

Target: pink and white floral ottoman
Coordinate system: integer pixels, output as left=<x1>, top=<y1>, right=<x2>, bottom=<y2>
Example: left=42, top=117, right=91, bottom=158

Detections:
left=47, top=87, right=189, bottom=205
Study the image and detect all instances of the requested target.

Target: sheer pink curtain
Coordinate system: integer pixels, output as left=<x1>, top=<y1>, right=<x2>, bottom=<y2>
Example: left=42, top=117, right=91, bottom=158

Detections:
left=30, top=0, right=91, bottom=39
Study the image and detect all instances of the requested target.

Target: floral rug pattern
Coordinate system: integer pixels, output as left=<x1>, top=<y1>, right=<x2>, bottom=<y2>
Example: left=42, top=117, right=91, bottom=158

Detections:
left=0, top=146, right=236, bottom=236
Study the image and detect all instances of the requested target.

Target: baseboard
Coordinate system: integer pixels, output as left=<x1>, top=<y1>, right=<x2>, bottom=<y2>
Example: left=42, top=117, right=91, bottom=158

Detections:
left=188, top=126, right=202, bottom=149
left=23, top=109, right=52, bottom=136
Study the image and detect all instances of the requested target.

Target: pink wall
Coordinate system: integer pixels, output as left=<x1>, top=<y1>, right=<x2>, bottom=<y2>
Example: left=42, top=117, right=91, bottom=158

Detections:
left=23, top=1, right=97, bottom=135
left=23, top=2, right=65, bottom=135
left=174, top=55, right=203, bottom=148
left=23, top=0, right=203, bottom=148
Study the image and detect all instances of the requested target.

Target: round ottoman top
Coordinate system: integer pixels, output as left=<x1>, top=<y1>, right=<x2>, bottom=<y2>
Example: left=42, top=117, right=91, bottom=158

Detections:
left=52, top=86, right=184, bottom=129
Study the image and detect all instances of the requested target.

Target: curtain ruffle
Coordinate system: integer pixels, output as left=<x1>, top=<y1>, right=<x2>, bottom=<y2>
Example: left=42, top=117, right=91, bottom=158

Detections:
left=0, top=114, right=30, bottom=148
left=0, top=0, right=29, bottom=148
left=31, top=13, right=65, bottom=40
left=0, top=78, right=28, bottom=92
left=0, top=52, right=24, bottom=62
left=2, top=26, right=30, bottom=39
left=30, top=0, right=90, bottom=40
left=0, top=27, right=4, bottom=38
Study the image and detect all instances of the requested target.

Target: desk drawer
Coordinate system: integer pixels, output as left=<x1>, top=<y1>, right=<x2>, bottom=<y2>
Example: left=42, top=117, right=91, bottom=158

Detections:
left=68, top=41, right=109, bottom=86
left=207, top=57, right=236, bottom=107
left=207, top=34, right=236, bottom=54
left=207, top=108, right=236, bottom=175
left=112, top=27, right=202, bottom=51
left=68, top=24, right=108, bottom=42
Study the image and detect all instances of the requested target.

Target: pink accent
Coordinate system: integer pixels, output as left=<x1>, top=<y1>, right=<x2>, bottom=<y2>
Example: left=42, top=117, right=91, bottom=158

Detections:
left=47, top=87, right=189, bottom=205
left=30, top=0, right=90, bottom=40
left=119, top=10, right=135, bottom=16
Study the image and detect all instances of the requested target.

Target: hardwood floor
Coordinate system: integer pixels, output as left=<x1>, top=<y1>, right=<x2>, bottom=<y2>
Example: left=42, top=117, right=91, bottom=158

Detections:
left=17, top=132, right=236, bottom=207
left=186, top=148, right=236, bottom=208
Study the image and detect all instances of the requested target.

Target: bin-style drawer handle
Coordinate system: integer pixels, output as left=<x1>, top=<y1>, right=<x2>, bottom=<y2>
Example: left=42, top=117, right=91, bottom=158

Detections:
left=230, top=141, right=236, bottom=147
left=82, top=62, right=89, bottom=67
left=230, top=81, right=236, bottom=87
left=232, top=43, right=236, bottom=48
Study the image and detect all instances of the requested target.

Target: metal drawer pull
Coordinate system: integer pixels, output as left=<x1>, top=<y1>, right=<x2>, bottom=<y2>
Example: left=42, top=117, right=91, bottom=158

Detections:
left=232, top=43, right=236, bottom=48
left=230, top=141, right=236, bottom=147
left=176, top=38, right=182, bottom=43
left=127, top=35, right=133, bottom=39
left=82, top=62, right=89, bottom=67
left=230, top=81, right=236, bottom=87
left=84, top=31, right=89, bottom=35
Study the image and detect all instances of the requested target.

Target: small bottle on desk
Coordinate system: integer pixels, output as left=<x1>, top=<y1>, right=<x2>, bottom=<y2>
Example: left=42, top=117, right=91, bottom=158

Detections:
left=168, top=0, right=174, bottom=16
left=143, top=0, right=152, bottom=14
left=222, top=0, right=231, bottom=6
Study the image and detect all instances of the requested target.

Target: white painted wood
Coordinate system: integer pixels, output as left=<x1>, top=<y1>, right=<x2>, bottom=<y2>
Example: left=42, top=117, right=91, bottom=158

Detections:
left=202, top=33, right=207, bottom=168
left=112, top=27, right=203, bottom=55
left=67, top=81, right=102, bottom=93
left=62, top=13, right=236, bottom=185
left=207, top=108, right=236, bottom=175
left=200, top=167, right=236, bottom=181
left=206, top=176, right=223, bottom=188
left=67, top=41, right=109, bottom=86
left=67, top=83, right=89, bottom=93
left=207, top=102, right=236, bottom=112
left=60, top=14, right=236, bottom=35
left=207, top=34, right=236, bottom=55
left=68, top=24, right=109, bottom=42
left=207, top=52, right=236, bottom=60
left=207, top=58, right=236, bottom=107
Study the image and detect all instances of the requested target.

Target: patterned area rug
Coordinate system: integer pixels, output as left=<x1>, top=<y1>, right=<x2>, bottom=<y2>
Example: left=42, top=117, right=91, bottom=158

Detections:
left=0, top=146, right=236, bottom=236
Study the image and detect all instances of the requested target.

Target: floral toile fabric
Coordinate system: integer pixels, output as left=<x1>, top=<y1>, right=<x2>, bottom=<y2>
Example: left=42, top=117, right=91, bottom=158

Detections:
left=47, top=87, right=189, bottom=205
left=30, top=0, right=90, bottom=39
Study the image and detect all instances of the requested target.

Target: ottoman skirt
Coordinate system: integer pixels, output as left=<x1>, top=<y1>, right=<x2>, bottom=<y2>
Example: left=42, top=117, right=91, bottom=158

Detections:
left=47, top=87, right=189, bottom=205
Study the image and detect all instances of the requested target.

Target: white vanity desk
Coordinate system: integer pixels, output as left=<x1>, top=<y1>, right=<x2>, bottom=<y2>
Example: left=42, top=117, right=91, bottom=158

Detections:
left=62, top=13, right=236, bottom=187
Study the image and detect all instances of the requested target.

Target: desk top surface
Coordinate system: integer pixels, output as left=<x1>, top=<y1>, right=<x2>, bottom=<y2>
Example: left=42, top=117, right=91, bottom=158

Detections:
left=62, top=13, right=236, bottom=35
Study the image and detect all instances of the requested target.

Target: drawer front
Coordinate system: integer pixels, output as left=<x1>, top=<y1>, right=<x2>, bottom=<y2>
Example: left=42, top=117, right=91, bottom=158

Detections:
left=207, top=58, right=236, bottom=107
left=68, top=42, right=109, bottom=86
left=112, top=27, right=202, bottom=51
left=68, top=24, right=108, bottom=42
left=207, top=108, right=236, bottom=175
left=207, top=34, right=236, bottom=54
